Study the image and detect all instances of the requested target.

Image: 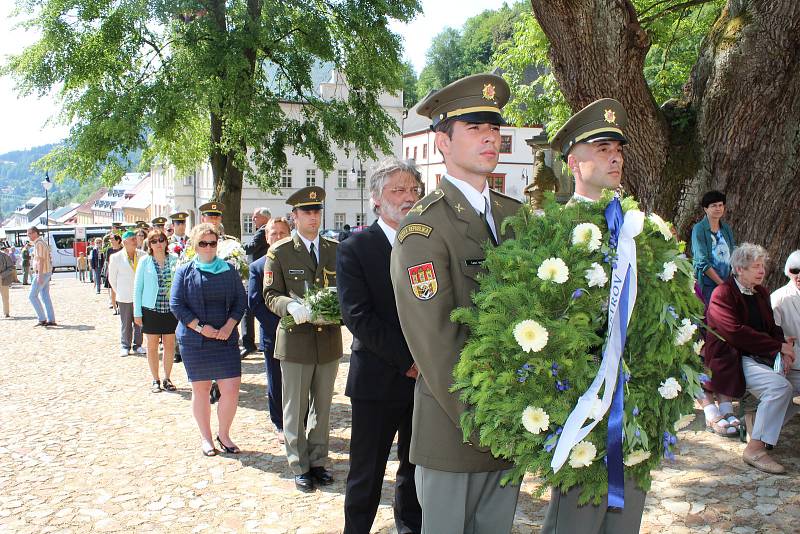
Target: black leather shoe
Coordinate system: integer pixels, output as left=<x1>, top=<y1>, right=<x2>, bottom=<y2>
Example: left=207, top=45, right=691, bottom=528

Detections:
left=240, top=347, right=255, bottom=360
left=309, top=466, right=334, bottom=486
left=294, top=472, right=315, bottom=493
left=173, top=353, right=182, bottom=363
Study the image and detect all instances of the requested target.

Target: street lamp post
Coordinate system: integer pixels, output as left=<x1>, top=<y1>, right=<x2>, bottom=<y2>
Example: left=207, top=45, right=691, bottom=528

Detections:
left=42, top=172, right=53, bottom=237
left=350, top=159, right=365, bottom=228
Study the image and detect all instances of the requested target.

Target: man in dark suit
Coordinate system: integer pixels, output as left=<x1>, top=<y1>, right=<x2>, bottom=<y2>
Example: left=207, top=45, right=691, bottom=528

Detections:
left=247, top=217, right=291, bottom=445
left=338, top=158, right=423, bottom=534
left=241, top=207, right=271, bottom=358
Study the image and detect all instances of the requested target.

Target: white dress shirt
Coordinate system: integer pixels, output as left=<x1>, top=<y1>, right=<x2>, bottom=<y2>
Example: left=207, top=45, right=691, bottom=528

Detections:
left=377, top=217, right=397, bottom=246
left=297, top=233, right=320, bottom=264
left=443, top=174, right=497, bottom=240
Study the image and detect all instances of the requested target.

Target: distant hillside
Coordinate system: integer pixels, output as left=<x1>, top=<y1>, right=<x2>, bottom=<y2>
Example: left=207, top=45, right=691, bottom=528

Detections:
left=0, top=144, right=141, bottom=220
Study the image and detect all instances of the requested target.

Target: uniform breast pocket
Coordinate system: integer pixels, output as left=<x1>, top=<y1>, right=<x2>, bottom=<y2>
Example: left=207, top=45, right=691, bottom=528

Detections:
left=285, top=269, right=309, bottom=296
left=459, top=258, right=485, bottom=282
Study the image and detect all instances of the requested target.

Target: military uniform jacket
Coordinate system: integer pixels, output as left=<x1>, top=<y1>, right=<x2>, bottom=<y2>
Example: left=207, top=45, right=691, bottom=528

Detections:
left=390, top=177, right=521, bottom=473
left=263, top=234, right=342, bottom=365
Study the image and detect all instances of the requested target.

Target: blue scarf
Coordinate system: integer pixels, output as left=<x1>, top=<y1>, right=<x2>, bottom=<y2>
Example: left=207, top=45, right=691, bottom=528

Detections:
left=194, top=256, right=230, bottom=274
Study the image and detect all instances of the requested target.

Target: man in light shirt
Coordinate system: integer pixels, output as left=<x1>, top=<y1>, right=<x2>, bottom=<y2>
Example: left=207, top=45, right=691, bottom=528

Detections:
left=27, top=226, right=56, bottom=327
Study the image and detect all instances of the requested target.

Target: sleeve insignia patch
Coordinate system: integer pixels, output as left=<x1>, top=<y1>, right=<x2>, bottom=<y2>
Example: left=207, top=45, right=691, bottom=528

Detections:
left=397, top=223, right=433, bottom=243
left=264, top=271, right=273, bottom=287
left=408, top=262, right=438, bottom=300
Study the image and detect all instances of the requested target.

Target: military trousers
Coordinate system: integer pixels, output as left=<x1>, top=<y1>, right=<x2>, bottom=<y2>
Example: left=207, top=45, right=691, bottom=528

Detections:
left=542, top=477, right=647, bottom=534
left=281, top=359, right=339, bottom=475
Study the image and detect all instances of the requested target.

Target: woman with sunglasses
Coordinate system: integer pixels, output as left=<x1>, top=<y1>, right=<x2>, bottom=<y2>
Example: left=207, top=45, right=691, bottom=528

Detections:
left=772, top=251, right=800, bottom=376
left=170, top=223, right=247, bottom=456
left=134, top=229, right=180, bottom=393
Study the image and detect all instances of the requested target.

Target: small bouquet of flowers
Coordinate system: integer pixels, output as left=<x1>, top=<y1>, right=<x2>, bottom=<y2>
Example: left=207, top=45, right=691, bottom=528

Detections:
left=168, top=242, right=184, bottom=256
left=217, top=239, right=249, bottom=280
left=281, top=286, right=342, bottom=328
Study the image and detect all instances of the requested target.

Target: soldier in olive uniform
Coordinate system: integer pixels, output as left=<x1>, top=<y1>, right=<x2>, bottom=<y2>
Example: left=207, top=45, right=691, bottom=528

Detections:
left=542, top=98, right=647, bottom=534
left=168, top=211, right=190, bottom=252
left=151, top=216, right=167, bottom=230
left=390, top=74, right=522, bottom=533
left=263, top=186, right=342, bottom=493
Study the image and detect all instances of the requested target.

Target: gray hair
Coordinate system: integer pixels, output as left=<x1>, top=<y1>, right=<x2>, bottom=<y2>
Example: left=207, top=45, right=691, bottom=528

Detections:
left=730, top=243, right=768, bottom=274
left=254, top=207, right=271, bottom=218
left=369, top=158, right=422, bottom=215
left=785, top=250, right=800, bottom=277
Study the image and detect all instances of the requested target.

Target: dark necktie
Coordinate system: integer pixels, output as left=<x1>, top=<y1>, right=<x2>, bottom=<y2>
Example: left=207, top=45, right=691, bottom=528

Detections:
left=309, top=242, right=318, bottom=270
left=480, top=197, right=498, bottom=246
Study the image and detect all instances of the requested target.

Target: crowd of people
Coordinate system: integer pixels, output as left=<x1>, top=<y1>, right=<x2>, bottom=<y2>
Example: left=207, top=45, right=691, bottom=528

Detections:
left=2, top=72, right=800, bottom=534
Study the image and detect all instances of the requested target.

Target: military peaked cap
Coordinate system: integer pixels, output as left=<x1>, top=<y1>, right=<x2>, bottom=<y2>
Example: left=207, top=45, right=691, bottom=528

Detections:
left=417, top=73, right=510, bottom=129
left=287, top=186, right=325, bottom=211
left=551, top=98, right=628, bottom=156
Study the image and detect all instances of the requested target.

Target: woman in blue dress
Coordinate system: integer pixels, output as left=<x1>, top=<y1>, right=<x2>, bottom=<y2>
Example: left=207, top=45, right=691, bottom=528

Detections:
left=170, top=223, right=247, bottom=456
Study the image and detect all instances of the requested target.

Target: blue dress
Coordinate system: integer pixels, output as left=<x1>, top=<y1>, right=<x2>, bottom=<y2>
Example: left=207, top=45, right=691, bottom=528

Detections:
left=170, top=262, right=247, bottom=382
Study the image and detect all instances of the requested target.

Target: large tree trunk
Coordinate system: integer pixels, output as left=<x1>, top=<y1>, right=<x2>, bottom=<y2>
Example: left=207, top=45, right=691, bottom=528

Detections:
left=531, top=0, right=800, bottom=288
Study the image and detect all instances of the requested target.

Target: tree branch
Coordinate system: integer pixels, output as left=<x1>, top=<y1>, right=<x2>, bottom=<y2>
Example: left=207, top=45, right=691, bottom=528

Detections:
left=640, top=0, right=717, bottom=26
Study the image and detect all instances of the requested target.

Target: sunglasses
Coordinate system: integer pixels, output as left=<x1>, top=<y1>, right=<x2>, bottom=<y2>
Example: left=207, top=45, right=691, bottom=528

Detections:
left=197, top=240, right=218, bottom=248
left=149, top=237, right=167, bottom=244
left=790, top=268, right=800, bottom=275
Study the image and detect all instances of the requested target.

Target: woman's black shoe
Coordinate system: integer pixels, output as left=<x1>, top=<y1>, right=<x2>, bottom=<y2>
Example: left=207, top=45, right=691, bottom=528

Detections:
left=215, top=435, right=241, bottom=454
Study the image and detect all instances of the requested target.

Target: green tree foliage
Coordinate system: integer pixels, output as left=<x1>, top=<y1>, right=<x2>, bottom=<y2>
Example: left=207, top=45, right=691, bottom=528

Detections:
left=496, top=1, right=725, bottom=131
left=400, top=60, right=418, bottom=109
left=416, top=27, right=463, bottom=97
left=4, top=0, right=420, bottom=235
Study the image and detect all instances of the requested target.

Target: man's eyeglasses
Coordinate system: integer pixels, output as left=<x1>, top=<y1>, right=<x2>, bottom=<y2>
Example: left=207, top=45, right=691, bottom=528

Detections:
left=789, top=268, right=800, bottom=275
left=149, top=237, right=167, bottom=244
left=386, top=186, right=424, bottom=196
left=197, top=240, right=218, bottom=248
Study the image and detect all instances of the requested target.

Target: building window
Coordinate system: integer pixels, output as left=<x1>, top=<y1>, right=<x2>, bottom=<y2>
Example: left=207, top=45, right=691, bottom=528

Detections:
left=488, top=173, right=506, bottom=193
left=413, top=146, right=418, bottom=160
left=423, top=144, right=428, bottom=159
left=334, top=213, right=346, bottom=230
left=405, top=146, right=410, bottom=159
left=356, top=169, right=366, bottom=189
left=306, top=169, right=316, bottom=187
left=355, top=213, right=366, bottom=227
left=500, top=135, right=513, bottom=154
left=183, top=174, right=193, bottom=186
left=242, top=216, right=254, bottom=235
left=280, top=168, right=293, bottom=188
left=337, top=169, right=348, bottom=188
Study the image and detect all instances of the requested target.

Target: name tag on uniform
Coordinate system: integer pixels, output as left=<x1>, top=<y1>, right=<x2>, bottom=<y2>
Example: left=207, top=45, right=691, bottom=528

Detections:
left=289, top=269, right=305, bottom=275
left=464, top=258, right=485, bottom=266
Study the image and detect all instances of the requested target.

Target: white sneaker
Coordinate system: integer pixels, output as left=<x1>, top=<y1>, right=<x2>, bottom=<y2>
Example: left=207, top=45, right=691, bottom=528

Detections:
left=120, top=348, right=130, bottom=357
left=134, top=346, right=146, bottom=355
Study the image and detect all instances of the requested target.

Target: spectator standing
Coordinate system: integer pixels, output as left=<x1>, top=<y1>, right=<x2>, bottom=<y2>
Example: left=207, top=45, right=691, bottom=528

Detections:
left=240, top=207, right=271, bottom=359
left=134, top=228, right=180, bottom=393
left=89, top=238, right=104, bottom=293
left=0, top=244, right=15, bottom=317
left=691, top=190, right=735, bottom=305
left=27, top=226, right=56, bottom=327
left=705, top=244, right=798, bottom=473
left=108, top=231, right=146, bottom=356
left=104, top=234, right=123, bottom=312
left=339, top=158, right=423, bottom=534
left=77, top=252, right=89, bottom=282
left=21, top=242, right=31, bottom=285
left=772, top=250, right=800, bottom=363
left=170, top=222, right=247, bottom=456
left=337, top=224, right=352, bottom=242
left=247, top=217, right=290, bottom=444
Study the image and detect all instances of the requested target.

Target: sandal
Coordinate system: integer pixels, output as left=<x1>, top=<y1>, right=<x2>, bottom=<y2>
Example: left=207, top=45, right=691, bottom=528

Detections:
left=150, top=380, right=162, bottom=393
left=743, top=449, right=785, bottom=474
left=161, top=378, right=177, bottom=392
left=722, top=413, right=741, bottom=428
left=201, top=441, right=218, bottom=457
left=216, top=435, right=241, bottom=454
left=705, top=415, right=737, bottom=436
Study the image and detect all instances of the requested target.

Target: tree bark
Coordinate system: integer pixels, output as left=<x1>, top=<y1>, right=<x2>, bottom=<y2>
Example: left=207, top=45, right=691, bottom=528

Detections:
left=531, top=0, right=800, bottom=288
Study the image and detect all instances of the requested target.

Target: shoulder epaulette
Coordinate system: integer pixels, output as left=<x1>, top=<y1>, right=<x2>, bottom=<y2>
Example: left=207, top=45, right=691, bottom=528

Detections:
left=490, top=188, right=522, bottom=205
left=406, top=188, right=445, bottom=216
left=321, top=236, right=339, bottom=244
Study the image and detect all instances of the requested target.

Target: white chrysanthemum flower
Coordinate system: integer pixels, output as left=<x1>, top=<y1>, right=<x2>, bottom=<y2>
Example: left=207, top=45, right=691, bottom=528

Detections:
left=537, top=257, right=569, bottom=284
left=648, top=213, right=674, bottom=240
left=624, top=449, right=652, bottom=467
left=674, top=318, right=698, bottom=346
left=658, top=377, right=682, bottom=399
left=521, top=406, right=549, bottom=434
left=693, top=339, right=705, bottom=355
left=571, top=223, right=603, bottom=252
left=568, top=441, right=597, bottom=468
left=658, top=261, right=678, bottom=282
left=513, top=319, right=549, bottom=353
left=585, top=262, right=608, bottom=288
left=588, top=396, right=604, bottom=421
left=674, top=414, right=696, bottom=431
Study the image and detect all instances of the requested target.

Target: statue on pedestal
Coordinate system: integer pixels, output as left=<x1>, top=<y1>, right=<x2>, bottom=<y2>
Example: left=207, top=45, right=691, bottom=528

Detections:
left=524, top=150, right=559, bottom=210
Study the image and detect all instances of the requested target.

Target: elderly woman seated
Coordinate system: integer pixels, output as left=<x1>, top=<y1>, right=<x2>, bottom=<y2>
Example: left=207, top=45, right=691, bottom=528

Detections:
left=772, top=250, right=800, bottom=406
left=704, top=243, right=798, bottom=474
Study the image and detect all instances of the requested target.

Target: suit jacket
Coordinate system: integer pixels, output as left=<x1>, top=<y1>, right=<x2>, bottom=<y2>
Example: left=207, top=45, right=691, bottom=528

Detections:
left=263, top=233, right=342, bottom=364
left=244, top=225, right=268, bottom=262
left=169, top=261, right=247, bottom=349
left=705, top=276, right=784, bottom=397
left=248, top=256, right=280, bottom=351
left=390, top=178, right=521, bottom=473
left=337, top=221, right=416, bottom=401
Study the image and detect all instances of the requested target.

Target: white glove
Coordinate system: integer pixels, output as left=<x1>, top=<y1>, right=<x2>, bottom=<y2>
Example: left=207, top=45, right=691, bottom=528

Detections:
left=287, top=301, right=311, bottom=324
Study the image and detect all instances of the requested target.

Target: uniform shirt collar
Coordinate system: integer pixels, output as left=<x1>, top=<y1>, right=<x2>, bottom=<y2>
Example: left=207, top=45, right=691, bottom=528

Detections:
left=734, top=276, right=755, bottom=295
left=377, top=217, right=397, bottom=245
left=297, top=232, right=320, bottom=254
left=444, top=174, right=490, bottom=214
left=571, top=192, right=597, bottom=203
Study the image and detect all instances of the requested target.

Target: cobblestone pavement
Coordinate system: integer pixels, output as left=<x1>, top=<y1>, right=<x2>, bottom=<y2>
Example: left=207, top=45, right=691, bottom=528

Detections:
left=1, top=277, right=799, bottom=533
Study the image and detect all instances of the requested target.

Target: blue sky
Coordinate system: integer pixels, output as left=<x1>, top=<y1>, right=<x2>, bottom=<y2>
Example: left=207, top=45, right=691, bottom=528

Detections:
left=0, top=0, right=512, bottom=154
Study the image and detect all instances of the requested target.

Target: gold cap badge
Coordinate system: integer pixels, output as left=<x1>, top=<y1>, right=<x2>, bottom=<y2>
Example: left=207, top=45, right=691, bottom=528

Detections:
left=482, top=83, right=496, bottom=101
left=604, top=109, right=616, bottom=125
left=309, top=191, right=317, bottom=200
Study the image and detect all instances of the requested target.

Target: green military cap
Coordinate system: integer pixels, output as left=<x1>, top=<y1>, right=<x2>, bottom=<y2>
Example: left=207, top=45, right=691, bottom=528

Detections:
left=287, top=186, right=325, bottom=211
left=169, top=211, right=189, bottom=222
left=135, top=220, right=150, bottom=230
left=417, top=73, right=510, bottom=129
left=151, top=216, right=167, bottom=227
left=199, top=201, right=224, bottom=216
left=111, top=221, right=123, bottom=228
left=551, top=98, right=628, bottom=157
